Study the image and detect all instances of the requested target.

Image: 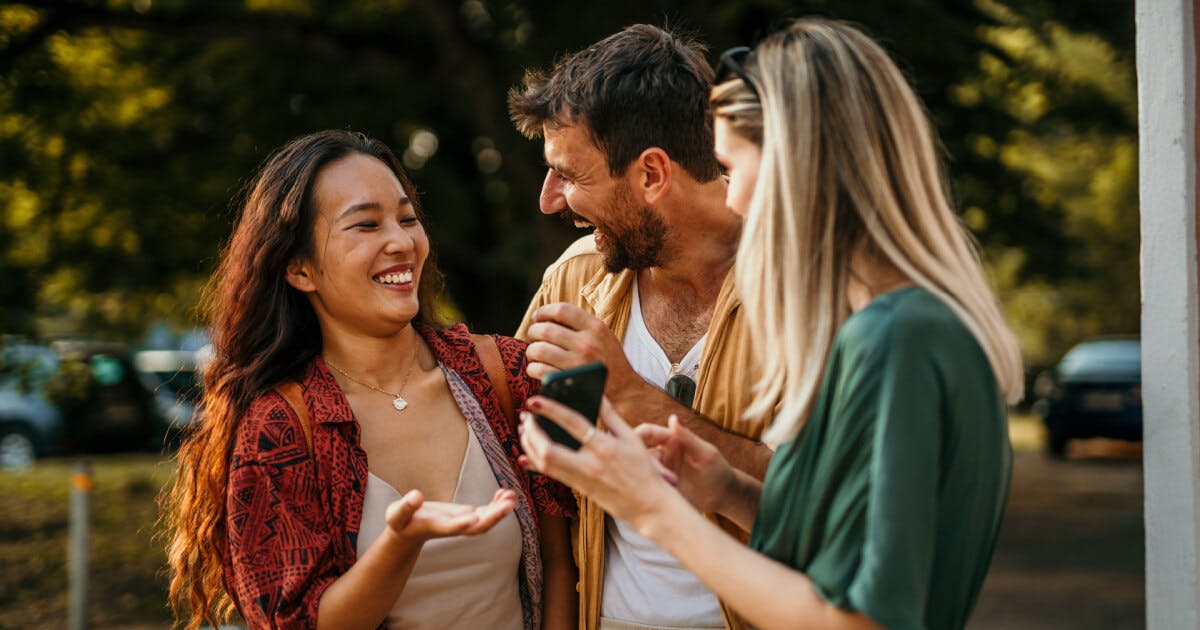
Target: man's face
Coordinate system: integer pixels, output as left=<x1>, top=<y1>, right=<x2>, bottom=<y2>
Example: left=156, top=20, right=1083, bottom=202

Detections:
left=540, top=123, right=667, bottom=272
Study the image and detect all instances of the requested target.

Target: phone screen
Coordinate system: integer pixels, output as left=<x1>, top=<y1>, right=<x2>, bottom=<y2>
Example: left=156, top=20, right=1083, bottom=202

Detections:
left=536, top=362, right=607, bottom=449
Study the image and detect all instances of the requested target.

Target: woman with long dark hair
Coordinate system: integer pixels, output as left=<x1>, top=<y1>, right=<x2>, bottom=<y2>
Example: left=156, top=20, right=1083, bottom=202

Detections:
left=163, top=130, right=576, bottom=630
left=520, top=19, right=1021, bottom=630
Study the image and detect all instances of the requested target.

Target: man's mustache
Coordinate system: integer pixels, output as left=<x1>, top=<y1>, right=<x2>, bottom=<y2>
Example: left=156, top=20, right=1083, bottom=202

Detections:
left=558, top=208, right=588, bottom=226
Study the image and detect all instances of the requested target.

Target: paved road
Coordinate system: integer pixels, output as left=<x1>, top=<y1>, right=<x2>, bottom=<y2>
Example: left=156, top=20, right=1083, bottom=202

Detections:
left=970, top=426, right=1145, bottom=629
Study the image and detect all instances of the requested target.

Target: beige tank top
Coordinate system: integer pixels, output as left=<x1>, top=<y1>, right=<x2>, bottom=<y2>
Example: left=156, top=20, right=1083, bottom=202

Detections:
left=356, top=428, right=524, bottom=630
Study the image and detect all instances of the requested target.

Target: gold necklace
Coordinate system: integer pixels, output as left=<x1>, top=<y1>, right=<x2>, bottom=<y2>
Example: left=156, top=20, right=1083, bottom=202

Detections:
left=325, top=341, right=421, bottom=412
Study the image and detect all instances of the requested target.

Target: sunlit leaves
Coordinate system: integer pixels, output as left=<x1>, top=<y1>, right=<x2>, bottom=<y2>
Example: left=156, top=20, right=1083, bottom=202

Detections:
left=0, top=6, right=40, bottom=47
left=0, top=17, right=189, bottom=334
left=46, top=30, right=173, bottom=128
left=959, top=0, right=1137, bottom=366
left=0, top=0, right=1138, bottom=366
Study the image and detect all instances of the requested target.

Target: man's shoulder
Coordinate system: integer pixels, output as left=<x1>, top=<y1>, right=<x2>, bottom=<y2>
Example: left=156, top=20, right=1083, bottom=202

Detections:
left=540, top=235, right=605, bottom=281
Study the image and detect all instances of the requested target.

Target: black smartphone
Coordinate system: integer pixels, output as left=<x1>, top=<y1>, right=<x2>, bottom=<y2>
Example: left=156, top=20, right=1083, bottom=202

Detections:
left=535, top=362, right=607, bottom=450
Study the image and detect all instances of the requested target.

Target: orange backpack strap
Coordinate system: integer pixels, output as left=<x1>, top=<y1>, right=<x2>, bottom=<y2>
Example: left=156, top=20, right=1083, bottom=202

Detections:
left=472, top=333, right=516, bottom=427
left=274, top=381, right=313, bottom=456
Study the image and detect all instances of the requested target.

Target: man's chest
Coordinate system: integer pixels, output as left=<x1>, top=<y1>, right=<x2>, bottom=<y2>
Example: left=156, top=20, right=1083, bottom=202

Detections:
left=638, top=300, right=713, bottom=362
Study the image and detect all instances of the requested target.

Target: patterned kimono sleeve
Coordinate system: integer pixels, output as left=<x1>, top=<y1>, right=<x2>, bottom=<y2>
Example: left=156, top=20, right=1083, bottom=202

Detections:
left=498, top=335, right=579, bottom=519
left=225, top=395, right=340, bottom=630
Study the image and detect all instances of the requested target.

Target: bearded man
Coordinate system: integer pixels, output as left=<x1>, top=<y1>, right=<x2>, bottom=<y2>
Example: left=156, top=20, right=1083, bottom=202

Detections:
left=510, top=24, right=777, bottom=630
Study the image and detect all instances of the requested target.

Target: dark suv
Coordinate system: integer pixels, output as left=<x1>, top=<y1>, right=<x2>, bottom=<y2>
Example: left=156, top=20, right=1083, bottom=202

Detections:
left=1033, top=337, right=1141, bottom=457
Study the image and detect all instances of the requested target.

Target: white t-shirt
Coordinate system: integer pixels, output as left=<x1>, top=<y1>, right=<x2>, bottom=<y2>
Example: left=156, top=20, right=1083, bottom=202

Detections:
left=600, top=280, right=724, bottom=627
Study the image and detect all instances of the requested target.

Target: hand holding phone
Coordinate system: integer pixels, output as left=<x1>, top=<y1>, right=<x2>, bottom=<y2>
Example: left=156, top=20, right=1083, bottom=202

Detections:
left=535, top=362, right=607, bottom=450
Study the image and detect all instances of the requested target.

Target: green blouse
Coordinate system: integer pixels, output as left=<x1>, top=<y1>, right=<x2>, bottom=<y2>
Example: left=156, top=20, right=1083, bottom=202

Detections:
left=749, top=287, right=1011, bottom=630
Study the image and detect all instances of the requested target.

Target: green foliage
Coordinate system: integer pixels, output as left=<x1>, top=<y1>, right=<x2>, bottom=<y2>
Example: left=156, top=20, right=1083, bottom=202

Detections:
left=955, top=0, right=1137, bottom=366
left=0, top=0, right=1137, bottom=370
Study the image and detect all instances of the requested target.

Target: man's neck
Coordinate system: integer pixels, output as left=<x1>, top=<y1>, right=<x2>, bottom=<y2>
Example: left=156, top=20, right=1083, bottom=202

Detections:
left=637, top=256, right=731, bottom=312
left=634, top=186, right=739, bottom=362
left=642, top=181, right=740, bottom=305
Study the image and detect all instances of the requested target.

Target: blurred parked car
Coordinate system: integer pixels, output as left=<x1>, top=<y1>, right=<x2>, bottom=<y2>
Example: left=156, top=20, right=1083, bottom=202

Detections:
left=0, top=344, right=62, bottom=468
left=0, top=340, right=169, bottom=468
left=1033, top=337, right=1141, bottom=457
left=134, top=349, right=203, bottom=443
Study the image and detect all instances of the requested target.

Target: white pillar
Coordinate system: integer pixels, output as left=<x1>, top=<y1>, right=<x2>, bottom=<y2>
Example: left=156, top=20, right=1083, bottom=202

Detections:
left=1138, top=0, right=1200, bottom=628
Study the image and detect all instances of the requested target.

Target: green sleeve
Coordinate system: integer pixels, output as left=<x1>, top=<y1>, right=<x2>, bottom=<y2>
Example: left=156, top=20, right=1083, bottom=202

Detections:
left=845, top=321, right=943, bottom=629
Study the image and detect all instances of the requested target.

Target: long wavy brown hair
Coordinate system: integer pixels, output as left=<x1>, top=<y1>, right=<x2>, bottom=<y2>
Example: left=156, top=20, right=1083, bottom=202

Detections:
left=160, top=130, right=444, bottom=629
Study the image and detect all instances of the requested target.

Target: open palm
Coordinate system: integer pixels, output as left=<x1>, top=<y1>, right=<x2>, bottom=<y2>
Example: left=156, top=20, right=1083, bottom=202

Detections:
left=385, top=488, right=517, bottom=542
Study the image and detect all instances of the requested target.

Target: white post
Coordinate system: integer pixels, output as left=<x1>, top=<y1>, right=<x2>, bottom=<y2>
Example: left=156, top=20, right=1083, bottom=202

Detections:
left=1138, top=0, right=1200, bottom=628
left=69, top=460, right=92, bottom=630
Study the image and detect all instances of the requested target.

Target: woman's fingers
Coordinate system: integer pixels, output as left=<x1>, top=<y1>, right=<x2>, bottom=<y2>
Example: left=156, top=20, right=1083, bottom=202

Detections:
left=479, top=488, right=517, bottom=519
left=667, top=414, right=719, bottom=463
left=651, top=454, right=679, bottom=486
left=386, top=487, right=424, bottom=520
left=465, top=491, right=517, bottom=532
left=520, top=397, right=681, bottom=526
left=419, top=493, right=517, bottom=537
left=518, top=410, right=552, bottom=472
left=385, top=486, right=519, bottom=540
left=667, top=414, right=694, bottom=440
left=636, top=422, right=674, bottom=448
left=385, top=489, right=424, bottom=533
left=596, top=397, right=635, bottom=439
left=527, top=395, right=595, bottom=444
left=519, top=409, right=593, bottom=491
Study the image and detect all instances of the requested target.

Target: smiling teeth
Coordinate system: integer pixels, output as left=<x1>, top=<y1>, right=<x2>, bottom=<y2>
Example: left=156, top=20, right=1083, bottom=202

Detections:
left=375, top=271, right=413, bottom=285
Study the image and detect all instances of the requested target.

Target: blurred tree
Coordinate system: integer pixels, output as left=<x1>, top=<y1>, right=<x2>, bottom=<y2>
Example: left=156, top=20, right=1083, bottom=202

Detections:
left=951, top=0, right=1138, bottom=366
left=0, top=0, right=1135, bottom=370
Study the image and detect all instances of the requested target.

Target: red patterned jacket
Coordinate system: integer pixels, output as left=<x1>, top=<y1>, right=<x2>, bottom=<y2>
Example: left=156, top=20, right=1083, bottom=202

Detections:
left=222, top=323, right=576, bottom=629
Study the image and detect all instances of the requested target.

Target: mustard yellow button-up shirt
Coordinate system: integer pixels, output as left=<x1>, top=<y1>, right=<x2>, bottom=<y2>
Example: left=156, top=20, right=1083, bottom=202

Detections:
left=517, top=236, right=770, bottom=630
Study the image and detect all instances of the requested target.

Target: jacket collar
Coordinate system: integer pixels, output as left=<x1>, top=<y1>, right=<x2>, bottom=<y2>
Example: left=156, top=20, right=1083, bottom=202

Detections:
left=578, top=264, right=636, bottom=338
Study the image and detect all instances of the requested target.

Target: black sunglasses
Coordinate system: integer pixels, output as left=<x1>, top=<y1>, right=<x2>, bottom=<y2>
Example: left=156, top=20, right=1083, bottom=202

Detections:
left=666, top=373, right=697, bottom=408
left=715, top=46, right=759, bottom=98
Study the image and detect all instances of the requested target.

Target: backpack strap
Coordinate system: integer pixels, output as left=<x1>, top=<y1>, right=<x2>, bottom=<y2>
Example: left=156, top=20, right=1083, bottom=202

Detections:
left=275, top=381, right=313, bottom=456
left=472, top=333, right=516, bottom=427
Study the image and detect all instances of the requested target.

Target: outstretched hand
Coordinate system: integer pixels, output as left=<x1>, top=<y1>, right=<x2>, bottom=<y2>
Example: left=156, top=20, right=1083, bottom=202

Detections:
left=385, top=488, right=517, bottom=543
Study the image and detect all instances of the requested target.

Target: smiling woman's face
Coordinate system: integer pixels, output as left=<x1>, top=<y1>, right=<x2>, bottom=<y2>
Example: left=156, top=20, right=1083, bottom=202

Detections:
left=287, top=152, right=430, bottom=337
left=713, top=116, right=762, bottom=217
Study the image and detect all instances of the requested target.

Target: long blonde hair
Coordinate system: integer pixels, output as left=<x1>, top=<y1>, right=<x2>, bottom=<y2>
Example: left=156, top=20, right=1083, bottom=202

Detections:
left=714, top=19, right=1024, bottom=446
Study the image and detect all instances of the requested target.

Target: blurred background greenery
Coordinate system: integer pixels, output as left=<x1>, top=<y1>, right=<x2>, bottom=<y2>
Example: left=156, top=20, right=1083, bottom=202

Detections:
left=0, top=0, right=1136, bottom=373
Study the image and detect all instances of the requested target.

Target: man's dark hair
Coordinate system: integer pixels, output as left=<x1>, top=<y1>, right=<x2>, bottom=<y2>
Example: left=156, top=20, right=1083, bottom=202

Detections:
left=508, top=24, right=721, bottom=182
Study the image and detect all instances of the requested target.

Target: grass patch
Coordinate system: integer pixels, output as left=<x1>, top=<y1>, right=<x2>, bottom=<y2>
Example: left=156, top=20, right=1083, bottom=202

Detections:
left=0, top=454, right=176, bottom=628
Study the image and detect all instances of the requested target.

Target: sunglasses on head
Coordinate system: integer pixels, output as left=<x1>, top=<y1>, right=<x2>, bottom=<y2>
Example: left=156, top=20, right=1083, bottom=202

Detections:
left=715, top=46, right=759, bottom=98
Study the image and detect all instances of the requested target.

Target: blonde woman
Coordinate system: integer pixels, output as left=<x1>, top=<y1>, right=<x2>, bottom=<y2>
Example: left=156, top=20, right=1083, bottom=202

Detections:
left=518, top=18, right=1023, bottom=630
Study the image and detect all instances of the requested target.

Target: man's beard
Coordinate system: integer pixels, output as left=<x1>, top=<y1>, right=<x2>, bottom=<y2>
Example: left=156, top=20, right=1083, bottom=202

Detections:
left=560, top=186, right=668, bottom=273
